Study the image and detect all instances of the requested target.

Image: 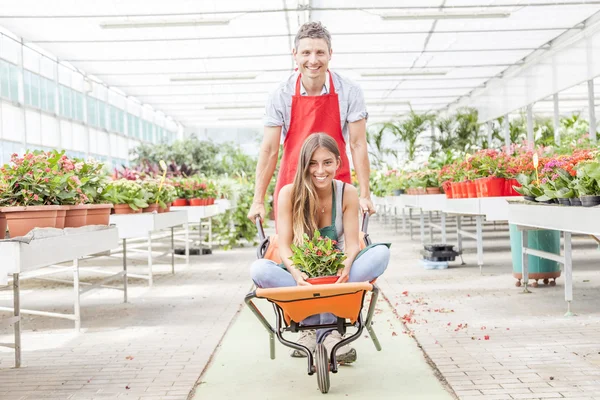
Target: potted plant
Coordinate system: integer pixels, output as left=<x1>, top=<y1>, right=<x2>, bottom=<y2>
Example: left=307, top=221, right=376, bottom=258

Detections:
left=140, top=179, right=161, bottom=213
left=514, top=173, right=544, bottom=202
left=190, top=180, right=208, bottom=206
left=0, top=152, right=63, bottom=236
left=289, top=230, right=347, bottom=284
left=75, top=157, right=113, bottom=225
left=156, top=181, right=177, bottom=213
left=101, top=179, right=149, bottom=214
left=575, top=160, right=600, bottom=207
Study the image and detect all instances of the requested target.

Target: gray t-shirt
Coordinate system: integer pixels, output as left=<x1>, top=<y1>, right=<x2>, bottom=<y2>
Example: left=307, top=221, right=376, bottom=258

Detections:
left=263, top=71, right=368, bottom=143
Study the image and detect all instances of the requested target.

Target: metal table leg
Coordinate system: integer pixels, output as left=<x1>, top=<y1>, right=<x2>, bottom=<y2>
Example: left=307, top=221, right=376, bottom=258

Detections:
left=73, top=258, right=81, bottom=332
left=521, top=228, right=531, bottom=293
left=420, top=209, right=425, bottom=244
left=185, top=222, right=190, bottom=266
left=123, top=239, right=128, bottom=303
left=456, top=215, right=463, bottom=254
left=564, top=231, right=574, bottom=316
left=441, top=212, right=447, bottom=244
left=394, top=206, right=398, bottom=233
left=171, top=227, right=175, bottom=274
left=13, top=273, right=21, bottom=368
left=476, top=215, right=484, bottom=272
left=147, top=233, right=153, bottom=287
left=428, top=211, right=434, bottom=243
left=402, top=207, right=407, bottom=234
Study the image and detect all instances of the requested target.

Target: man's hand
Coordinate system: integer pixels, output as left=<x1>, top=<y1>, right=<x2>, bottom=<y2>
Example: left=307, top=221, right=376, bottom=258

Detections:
left=291, top=269, right=312, bottom=286
left=359, top=196, right=376, bottom=215
left=247, top=202, right=266, bottom=222
left=336, top=266, right=351, bottom=283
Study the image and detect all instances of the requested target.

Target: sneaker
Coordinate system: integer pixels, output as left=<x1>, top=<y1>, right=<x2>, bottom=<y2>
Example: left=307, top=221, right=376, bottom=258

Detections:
left=323, top=330, right=357, bottom=364
left=290, top=330, right=316, bottom=358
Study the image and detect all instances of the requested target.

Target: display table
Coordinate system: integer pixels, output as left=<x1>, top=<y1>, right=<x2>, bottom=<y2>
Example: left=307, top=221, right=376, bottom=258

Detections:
left=171, top=205, right=221, bottom=251
left=109, top=211, right=189, bottom=286
left=0, top=226, right=119, bottom=368
left=508, top=202, right=600, bottom=315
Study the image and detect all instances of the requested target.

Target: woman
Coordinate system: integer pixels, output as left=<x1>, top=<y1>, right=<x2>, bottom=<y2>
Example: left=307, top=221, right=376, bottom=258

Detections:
left=251, top=133, right=390, bottom=364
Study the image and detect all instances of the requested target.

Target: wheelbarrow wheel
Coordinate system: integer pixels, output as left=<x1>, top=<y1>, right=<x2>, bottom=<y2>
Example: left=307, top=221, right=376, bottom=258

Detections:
left=315, top=343, right=330, bottom=394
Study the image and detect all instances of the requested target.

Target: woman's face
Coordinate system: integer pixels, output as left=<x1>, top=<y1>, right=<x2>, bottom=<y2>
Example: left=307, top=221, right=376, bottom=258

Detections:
left=308, top=147, right=339, bottom=189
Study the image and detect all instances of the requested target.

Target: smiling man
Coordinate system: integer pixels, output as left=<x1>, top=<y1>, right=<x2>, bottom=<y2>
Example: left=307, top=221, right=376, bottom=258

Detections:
left=248, top=21, right=374, bottom=222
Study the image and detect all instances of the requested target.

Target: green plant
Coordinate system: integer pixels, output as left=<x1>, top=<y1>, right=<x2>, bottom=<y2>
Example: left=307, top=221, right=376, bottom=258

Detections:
left=514, top=173, right=544, bottom=198
left=289, top=230, right=347, bottom=278
left=157, top=181, right=177, bottom=207
left=211, top=179, right=258, bottom=249
left=101, top=179, right=149, bottom=210
left=574, top=160, right=600, bottom=196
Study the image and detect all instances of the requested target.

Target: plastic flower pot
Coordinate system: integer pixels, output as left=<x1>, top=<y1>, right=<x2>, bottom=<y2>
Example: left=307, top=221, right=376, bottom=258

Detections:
left=442, top=181, right=453, bottom=199
left=475, top=178, right=486, bottom=197
left=306, top=276, right=338, bottom=285
left=65, top=205, right=88, bottom=228
left=426, top=187, right=441, bottom=194
left=86, top=204, right=113, bottom=225
left=55, top=205, right=70, bottom=229
left=580, top=195, right=600, bottom=207
left=142, top=204, right=159, bottom=213
left=569, top=198, right=582, bottom=207
left=465, top=181, right=477, bottom=198
left=450, top=182, right=460, bottom=198
left=557, top=198, right=571, bottom=206
left=190, top=198, right=203, bottom=206
left=524, top=196, right=536, bottom=202
left=172, top=198, right=188, bottom=206
left=0, top=213, right=6, bottom=239
left=1, top=205, right=61, bottom=237
left=113, top=204, right=140, bottom=214
left=484, top=177, right=505, bottom=197
left=507, top=178, right=521, bottom=196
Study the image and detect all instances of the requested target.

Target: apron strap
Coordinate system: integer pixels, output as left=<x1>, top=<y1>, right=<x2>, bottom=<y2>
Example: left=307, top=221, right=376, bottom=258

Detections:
left=330, top=181, right=337, bottom=226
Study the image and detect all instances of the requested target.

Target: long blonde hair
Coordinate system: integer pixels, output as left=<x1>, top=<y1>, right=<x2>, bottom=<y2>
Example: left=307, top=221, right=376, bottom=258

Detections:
left=290, top=133, right=341, bottom=245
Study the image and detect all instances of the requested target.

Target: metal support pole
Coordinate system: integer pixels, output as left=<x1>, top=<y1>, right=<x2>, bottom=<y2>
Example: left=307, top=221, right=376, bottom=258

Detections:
left=553, top=93, right=560, bottom=145
left=486, top=121, right=493, bottom=148
left=123, top=239, right=128, bottom=303
left=526, top=104, right=534, bottom=149
left=564, top=231, right=574, bottom=316
left=147, top=233, right=153, bottom=286
left=588, top=79, right=597, bottom=144
left=394, top=206, right=398, bottom=233
left=73, top=258, right=81, bottom=332
left=402, top=207, right=407, bottom=234
left=13, top=273, right=21, bottom=368
left=171, top=227, right=175, bottom=274
left=503, top=114, right=510, bottom=154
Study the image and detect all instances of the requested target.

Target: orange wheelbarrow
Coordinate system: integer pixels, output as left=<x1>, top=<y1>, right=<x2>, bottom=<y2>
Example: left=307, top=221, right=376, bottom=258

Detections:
left=245, top=214, right=382, bottom=394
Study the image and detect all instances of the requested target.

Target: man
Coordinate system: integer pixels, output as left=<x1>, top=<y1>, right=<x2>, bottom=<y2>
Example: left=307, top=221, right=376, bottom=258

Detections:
left=247, top=21, right=374, bottom=222
left=247, top=22, right=375, bottom=364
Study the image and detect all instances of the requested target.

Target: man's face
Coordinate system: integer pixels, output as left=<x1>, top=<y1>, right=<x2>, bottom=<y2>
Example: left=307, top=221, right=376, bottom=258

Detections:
left=293, top=38, right=332, bottom=81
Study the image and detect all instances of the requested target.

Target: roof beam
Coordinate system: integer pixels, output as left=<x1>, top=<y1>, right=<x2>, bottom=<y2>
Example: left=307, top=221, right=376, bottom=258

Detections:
left=29, top=28, right=573, bottom=44
left=63, top=48, right=537, bottom=62
left=3, top=2, right=600, bottom=18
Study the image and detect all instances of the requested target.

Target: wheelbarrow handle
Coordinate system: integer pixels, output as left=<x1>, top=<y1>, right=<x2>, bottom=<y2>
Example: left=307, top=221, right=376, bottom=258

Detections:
left=255, top=215, right=266, bottom=241
left=361, top=211, right=369, bottom=234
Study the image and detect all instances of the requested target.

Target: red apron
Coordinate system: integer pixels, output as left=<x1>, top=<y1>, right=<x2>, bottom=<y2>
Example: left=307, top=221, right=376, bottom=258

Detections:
left=273, top=72, right=351, bottom=218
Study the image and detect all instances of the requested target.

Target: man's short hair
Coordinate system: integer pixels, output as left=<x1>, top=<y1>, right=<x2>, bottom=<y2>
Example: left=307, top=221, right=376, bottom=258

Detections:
left=294, top=21, right=332, bottom=51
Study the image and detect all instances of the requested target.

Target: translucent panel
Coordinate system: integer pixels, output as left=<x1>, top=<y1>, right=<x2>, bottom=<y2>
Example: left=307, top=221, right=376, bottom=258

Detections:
left=30, top=73, right=40, bottom=108
left=40, top=77, right=48, bottom=110
left=87, top=96, right=98, bottom=126
left=0, top=60, right=9, bottom=98
left=74, top=92, right=84, bottom=121
left=46, top=79, right=56, bottom=112
left=23, top=70, right=31, bottom=105
left=98, top=101, right=107, bottom=129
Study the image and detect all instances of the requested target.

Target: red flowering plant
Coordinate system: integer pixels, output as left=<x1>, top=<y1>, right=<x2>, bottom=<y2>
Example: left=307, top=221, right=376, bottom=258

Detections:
left=0, top=150, right=89, bottom=207
left=289, top=230, right=347, bottom=278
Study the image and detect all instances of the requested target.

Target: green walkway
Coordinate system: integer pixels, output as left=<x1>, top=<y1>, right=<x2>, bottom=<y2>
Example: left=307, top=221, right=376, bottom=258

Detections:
left=191, top=293, right=454, bottom=399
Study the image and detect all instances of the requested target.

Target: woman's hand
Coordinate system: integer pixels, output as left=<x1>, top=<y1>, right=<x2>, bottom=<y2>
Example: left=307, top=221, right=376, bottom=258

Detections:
left=336, top=266, right=351, bottom=283
left=291, top=269, right=312, bottom=286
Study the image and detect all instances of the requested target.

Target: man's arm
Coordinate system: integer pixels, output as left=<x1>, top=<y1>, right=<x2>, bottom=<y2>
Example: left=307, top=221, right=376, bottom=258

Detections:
left=348, top=118, right=375, bottom=214
left=247, top=125, right=282, bottom=221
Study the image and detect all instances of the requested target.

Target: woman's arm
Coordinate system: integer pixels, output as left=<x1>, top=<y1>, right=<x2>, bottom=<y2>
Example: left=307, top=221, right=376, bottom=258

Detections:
left=337, top=184, right=360, bottom=283
left=277, top=184, right=311, bottom=286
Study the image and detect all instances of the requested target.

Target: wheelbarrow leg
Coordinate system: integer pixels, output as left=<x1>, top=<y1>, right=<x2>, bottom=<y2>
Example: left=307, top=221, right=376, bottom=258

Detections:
left=365, top=286, right=382, bottom=351
left=244, top=293, right=276, bottom=360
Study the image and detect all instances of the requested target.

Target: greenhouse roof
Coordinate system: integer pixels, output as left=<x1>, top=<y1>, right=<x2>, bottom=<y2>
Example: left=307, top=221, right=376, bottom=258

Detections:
left=1, top=0, right=600, bottom=127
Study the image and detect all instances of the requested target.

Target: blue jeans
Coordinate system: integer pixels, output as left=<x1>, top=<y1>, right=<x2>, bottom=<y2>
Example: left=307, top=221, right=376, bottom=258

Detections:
left=250, top=245, right=390, bottom=342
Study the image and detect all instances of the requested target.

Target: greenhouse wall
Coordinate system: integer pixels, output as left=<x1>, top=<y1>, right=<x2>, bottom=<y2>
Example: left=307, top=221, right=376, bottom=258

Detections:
left=0, top=29, right=183, bottom=167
